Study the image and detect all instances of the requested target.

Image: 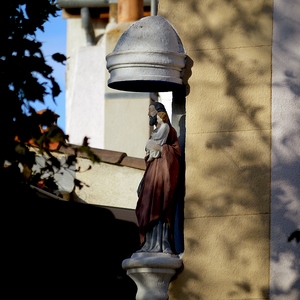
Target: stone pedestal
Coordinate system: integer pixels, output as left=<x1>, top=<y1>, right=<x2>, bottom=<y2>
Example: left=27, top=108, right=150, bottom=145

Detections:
left=122, top=252, right=183, bottom=300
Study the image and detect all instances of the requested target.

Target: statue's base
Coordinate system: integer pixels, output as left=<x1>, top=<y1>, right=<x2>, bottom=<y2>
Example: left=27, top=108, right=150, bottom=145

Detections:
left=122, top=252, right=183, bottom=300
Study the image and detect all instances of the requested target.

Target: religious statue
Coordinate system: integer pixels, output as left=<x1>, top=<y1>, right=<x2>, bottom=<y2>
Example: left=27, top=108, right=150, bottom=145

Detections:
left=145, top=111, right=170, bottom=162
left=136, top=102, right=181, bottom=253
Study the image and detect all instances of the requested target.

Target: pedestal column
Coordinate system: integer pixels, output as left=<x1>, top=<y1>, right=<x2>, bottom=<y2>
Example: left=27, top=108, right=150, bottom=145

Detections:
left=122, top=252, right=183, bottom=300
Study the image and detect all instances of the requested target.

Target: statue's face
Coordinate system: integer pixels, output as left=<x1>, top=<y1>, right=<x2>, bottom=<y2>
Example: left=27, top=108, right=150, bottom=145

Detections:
left=157, top=115, right=163, bottom=125
left=148, top=105, right=157, bottom=117
left=148, top=105, right=158, bottom=126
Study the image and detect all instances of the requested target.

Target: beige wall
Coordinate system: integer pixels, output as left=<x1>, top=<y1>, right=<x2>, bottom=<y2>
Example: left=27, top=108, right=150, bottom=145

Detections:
left=159, top=0, right=273, bottom=299
left=104, top=96, right=151, bottom=157
left=71, top=156, right=144, bottom=210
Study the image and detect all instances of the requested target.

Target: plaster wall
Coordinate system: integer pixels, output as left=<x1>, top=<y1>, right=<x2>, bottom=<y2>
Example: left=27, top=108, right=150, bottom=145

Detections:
left=66, top=44, right=106, bottom=148
left=271, top=1, right=300, bottom=299
left=74, top=156, right=143, bottom=209
left=66, top=18, right=107, bottom=148
left=160, top=0, right=273, bottom=299
left=103, top=94, right=151, bottom=157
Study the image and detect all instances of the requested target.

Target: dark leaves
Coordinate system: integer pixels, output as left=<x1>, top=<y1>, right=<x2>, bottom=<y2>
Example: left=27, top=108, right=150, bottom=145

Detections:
left=66, top=155, right=77, bottom=167
left=52, top=52, right=67, bottom=65
left=25, top=0, right=60, bottom=32
left=38, top=109, right=59, bottom=127
left=78, top=137, right=101, bottom=164
left=74, top=178, right=90, bottom=190
left=288, top=230, right=300, bottom=243
left=22, top=76, right=48, bottom=102
left=49, top=76, right=61, bottom=99
left=1, top=1, right=99, bottom=199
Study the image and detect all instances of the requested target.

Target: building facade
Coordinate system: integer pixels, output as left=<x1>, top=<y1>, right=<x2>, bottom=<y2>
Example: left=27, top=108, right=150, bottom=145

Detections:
left=59, top=0, right=299, bottom=299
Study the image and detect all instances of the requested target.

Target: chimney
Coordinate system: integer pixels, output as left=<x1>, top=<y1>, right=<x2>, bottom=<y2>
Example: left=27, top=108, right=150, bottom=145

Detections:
left=118, top=0, right=143, bottom=23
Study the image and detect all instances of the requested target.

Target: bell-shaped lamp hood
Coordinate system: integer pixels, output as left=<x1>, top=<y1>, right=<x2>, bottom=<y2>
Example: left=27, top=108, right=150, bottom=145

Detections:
left=106, top=15, right=186, bottom=92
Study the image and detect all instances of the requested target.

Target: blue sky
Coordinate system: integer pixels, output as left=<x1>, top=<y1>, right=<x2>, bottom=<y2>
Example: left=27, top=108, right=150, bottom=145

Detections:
left=33, top=10, right=67, bottom=132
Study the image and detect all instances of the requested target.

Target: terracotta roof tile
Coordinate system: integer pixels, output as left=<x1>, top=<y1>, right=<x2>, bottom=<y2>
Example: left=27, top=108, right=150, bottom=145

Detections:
left=58, top=145, right=146, bottom=171
left=21, top=110, right=146, bottom=170
left=121, top=156, right=146, bottom=170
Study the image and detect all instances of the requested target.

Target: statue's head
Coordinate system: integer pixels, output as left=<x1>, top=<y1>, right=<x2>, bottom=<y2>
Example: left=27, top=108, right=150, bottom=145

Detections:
left=148, top=102, right=167, bottom=126
left=157, top=112, right=169, bottom=124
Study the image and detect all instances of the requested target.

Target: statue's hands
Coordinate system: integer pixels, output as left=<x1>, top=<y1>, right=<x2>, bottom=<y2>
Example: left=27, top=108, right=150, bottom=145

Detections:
left=146, top=140, right=162, bottom=152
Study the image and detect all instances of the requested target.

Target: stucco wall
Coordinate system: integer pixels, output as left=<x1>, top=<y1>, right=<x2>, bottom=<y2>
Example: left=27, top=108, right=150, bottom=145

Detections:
left=159, top=0, right=273, bottom=299
left=66, top=18, right=107, bottom=148
left=271, top=1, right=300, bottom=299
left=74, top=156, right=144, bottom=210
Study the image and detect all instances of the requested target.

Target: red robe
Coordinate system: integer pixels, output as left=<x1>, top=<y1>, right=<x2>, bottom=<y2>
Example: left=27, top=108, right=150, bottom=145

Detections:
left=136, top=126, right=181, bottom=245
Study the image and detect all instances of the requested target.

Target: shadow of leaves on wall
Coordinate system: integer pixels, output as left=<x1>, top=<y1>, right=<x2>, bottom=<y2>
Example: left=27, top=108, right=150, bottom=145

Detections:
left=161, top=0, right=298, bottom=299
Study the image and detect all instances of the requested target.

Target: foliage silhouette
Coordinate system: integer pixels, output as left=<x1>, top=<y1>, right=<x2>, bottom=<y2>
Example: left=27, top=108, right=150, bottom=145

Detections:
left=288, top=230, right=300, bottom=243
left=52, top=52, right=67, bottom=65
left=0, top=0, right=100, bottom=196
left=1, top=5, right=139, bottom=299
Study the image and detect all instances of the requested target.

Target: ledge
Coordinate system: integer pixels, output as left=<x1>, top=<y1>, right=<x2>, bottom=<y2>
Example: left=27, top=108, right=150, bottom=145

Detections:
left=58, top=144, right=146, bottom=171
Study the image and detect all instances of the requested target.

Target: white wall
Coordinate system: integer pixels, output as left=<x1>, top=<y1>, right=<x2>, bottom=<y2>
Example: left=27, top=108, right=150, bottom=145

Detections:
left=74, top=157, right=144, bottom=210
left=66, top=18, right=107, bottom=148
left=271, top=1, right=300, bottom=299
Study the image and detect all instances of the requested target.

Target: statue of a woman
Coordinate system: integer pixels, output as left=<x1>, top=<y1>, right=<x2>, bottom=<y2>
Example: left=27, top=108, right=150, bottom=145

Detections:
left=136, top=102, right=181, bottom=253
